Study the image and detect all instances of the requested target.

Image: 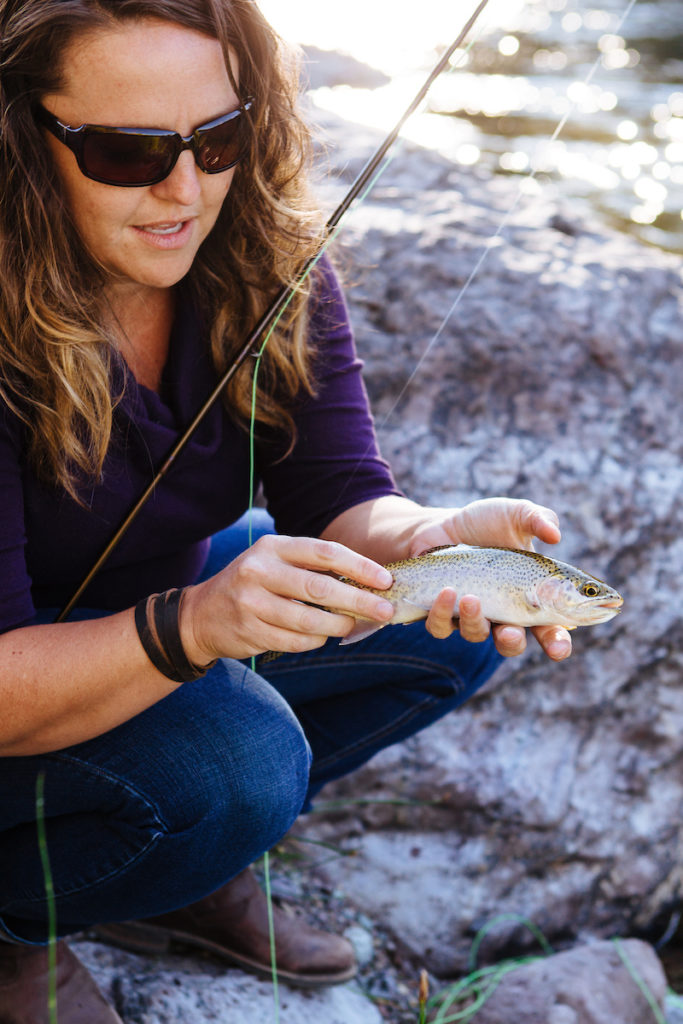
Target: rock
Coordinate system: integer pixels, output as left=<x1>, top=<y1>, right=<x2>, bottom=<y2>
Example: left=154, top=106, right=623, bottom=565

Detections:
left=301, top=46, right=390, bottom=90
left=667, top=992, right=683, bottom=1024
left=64, top=59, right=682, bottom=1022
left=344, top=925, right=375, bottom=967
left=427, top=939, right=667, bottom=1024
left=72, top=939, right=383, bottom=1024
left=296, top=101, right=683, bottom=975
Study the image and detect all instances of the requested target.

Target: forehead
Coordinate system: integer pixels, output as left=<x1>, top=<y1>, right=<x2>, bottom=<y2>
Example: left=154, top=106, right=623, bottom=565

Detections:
left=50, top=17, right=238, bottom=128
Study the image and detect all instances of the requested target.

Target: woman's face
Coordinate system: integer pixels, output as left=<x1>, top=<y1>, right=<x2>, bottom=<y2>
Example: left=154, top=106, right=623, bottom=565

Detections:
left=42, top=18, right=240, bottom=300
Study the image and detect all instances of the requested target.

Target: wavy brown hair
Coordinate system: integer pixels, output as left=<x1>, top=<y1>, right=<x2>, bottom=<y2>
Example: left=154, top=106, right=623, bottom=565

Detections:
left=0, top=0, right=326, bottom=497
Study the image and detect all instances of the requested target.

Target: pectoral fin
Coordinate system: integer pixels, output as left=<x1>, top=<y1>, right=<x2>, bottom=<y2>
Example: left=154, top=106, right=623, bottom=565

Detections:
left=339, top=619, right=387, bottom=645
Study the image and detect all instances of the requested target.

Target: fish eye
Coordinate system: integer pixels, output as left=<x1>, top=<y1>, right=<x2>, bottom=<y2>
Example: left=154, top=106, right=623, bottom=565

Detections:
left=581, top=582, right=601, bottom=598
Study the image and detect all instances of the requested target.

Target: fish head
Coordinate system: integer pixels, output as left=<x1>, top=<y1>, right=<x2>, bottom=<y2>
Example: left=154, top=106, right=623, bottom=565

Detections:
left=532, top=569, right=623, bottom=627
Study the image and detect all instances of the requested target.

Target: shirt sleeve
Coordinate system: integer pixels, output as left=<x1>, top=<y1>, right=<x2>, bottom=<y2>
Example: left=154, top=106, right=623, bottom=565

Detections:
left=259, top=255, right=403, bottom=538
left=0, top=405, right=36, bottom=632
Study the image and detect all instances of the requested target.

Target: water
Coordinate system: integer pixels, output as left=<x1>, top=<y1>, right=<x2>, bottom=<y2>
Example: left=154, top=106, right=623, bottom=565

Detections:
left=259, top=0, right=683, bottom=255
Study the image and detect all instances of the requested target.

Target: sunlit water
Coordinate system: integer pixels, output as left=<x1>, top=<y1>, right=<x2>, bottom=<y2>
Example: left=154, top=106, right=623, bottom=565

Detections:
left=259, top=0, right=683, bottom=255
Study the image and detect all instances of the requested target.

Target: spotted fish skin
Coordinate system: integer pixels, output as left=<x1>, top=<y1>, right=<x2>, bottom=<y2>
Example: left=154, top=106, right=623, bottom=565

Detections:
left=337, top=544, right=623, bottom=645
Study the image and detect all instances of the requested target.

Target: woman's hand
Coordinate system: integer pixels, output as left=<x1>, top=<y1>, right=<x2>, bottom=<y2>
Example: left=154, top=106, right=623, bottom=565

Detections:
left=409, top=497, right=572, bottom=662
left=179, top=534, right=395, bottom=663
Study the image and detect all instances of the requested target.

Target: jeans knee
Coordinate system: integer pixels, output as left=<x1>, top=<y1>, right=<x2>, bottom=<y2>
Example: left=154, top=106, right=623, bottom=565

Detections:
left=158, top=680, right=311, bottom=866
left=234, top=710, right=312, bottom=849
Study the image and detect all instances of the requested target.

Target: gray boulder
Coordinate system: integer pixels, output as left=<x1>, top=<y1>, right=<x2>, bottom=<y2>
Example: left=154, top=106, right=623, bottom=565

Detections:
left=72, top=939, right=383, bottom=1024
left=79, top=84, right=681, bottom=1024
left=427, top=939, right=667, bottom=1024
left=298, top=106, right=683, bottom=975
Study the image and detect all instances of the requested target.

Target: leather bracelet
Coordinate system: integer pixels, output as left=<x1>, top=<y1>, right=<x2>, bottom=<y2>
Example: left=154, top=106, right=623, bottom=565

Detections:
left=134, top=589, right=217, bottom=683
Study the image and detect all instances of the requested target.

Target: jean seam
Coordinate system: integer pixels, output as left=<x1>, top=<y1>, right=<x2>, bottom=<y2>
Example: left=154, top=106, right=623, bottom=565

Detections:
left=50, top=752, right=168, bottom=830
left=7, top=752, right=168, bottom=906
left=3, top=832, right=164, bottom=910
left=265, top=651, right=465, bottom=683
left=310, top=690, right=459, bottom=773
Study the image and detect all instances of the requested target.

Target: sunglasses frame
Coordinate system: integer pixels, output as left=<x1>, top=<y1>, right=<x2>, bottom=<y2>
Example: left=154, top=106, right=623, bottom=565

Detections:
left=35, top=100, right=253, bottom=187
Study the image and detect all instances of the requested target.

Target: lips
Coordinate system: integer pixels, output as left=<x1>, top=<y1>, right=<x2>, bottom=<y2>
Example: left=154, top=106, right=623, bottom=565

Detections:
left=141, top=222, right=185, bottom=234
left=132, top=218, right=195, bottom=249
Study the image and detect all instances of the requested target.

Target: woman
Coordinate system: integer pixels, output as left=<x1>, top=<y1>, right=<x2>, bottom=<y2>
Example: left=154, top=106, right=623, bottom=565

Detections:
left=0, top=1, right=572, bottom=1020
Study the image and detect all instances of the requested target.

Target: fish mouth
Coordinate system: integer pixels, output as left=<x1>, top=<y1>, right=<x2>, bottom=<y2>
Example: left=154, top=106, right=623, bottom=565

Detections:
left=598, top=598, right=623, bottom=609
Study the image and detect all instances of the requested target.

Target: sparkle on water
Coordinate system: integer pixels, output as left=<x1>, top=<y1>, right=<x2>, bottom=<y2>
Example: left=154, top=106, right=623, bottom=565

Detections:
left=258, top=0, right=683, bottom=254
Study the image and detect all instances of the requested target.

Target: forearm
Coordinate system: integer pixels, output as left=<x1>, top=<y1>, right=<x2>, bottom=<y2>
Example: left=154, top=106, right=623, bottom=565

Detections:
left=320, top=495, right=453, bottom=563
left=0, top=611, right=180, bottom=756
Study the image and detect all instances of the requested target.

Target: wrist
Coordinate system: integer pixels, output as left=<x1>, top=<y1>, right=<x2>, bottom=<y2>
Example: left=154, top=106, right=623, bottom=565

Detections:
left=407, top=507, right=463, bottom=556
left=134, top=587, right=217, bottom=683
left=177, top=584, right=216, bottom=670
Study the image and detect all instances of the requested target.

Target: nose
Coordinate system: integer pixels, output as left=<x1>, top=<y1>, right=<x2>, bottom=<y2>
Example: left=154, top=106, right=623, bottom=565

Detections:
left=151, top=150, right=202, bottom=205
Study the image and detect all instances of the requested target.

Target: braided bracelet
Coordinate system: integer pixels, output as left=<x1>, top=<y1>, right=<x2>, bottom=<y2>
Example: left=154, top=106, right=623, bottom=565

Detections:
left=134, top=589, right=217, bottom=683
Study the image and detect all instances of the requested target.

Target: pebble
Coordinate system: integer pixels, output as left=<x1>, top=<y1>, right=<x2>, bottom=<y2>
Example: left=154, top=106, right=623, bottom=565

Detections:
left=344, top=925, right=375, bottom=967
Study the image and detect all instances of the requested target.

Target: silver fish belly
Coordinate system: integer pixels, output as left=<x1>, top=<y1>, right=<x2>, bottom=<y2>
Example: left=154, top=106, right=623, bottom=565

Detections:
left=339, top=545, right=623, bottom=645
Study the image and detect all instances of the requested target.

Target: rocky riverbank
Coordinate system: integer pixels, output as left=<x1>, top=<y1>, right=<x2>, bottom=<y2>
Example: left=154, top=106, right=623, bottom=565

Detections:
left=82, top=72, right=682, bottom=1024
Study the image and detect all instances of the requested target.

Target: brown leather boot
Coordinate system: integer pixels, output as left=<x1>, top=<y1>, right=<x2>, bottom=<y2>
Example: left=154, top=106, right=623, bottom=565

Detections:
left=0, top=939, right=122, bottom=1023
left=96, top=867, right=357, bottom=988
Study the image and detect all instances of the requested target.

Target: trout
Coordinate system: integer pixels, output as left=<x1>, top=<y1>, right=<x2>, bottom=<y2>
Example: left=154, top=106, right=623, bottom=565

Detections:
left=338, top=545, right=623, bottom=645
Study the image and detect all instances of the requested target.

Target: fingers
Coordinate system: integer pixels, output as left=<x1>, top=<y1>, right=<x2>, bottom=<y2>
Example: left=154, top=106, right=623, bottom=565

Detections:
left=272, top=535, right=393, bottom=590
left=195, top=534, right=396, bottom=659
left=426, top=591, right=492, bottom=643
left=425, top=587, right=458, bottom=639
left=450, top=497, right=562, bottom=550
left=457, top=595, right=492, bottom=644
left=521, top=502, right=562, bottom=547
left=276, top=564, right=394, bottom=624
left=425, top=587, right=572, bottom=664
left=531, top=624, right=572, bottom=661
left=240, top=536, right=395, bottom=626
left=491, top=623, right=527, bottom=657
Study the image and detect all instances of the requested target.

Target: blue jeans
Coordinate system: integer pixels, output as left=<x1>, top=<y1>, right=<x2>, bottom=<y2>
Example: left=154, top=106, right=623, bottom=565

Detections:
left=0, top=512, right=501, bottom=944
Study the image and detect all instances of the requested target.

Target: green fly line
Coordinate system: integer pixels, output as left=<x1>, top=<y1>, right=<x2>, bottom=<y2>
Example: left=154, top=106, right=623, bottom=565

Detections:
left=36, top=772, right=59, bottom=1024
left=25, top=21, right=485, bottom=1024
left=28, top=0, right=643, bottom=1016
left=240, top=22, right=515, bottom=1023
left=242, top=0, right=646, bottom=1018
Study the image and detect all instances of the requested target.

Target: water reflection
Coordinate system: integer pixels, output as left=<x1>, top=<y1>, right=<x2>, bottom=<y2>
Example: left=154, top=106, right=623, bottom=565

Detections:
left=259, top=0, right=683, bottom=254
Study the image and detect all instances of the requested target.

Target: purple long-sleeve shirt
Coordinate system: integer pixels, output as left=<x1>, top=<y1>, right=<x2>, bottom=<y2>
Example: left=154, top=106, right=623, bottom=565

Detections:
left=0, top=259, right=401, bottom=632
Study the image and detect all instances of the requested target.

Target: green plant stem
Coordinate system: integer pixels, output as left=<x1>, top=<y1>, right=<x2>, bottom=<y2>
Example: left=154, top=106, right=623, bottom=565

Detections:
left=612, top=938, right=666, bottom=1024
left=263, top=850, right=280, bottom=1023
left=35, top=772, right=58, bottom=1024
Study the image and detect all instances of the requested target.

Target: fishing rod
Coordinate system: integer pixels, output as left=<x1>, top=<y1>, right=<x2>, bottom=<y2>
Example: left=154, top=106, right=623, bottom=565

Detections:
left=56, top=0, right=492, bottom=622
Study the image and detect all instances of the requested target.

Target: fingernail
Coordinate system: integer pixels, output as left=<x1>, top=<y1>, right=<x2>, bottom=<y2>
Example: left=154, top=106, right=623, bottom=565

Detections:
left=499, top=627, right=521, bottom=645
left=549, top=640, right=571, bottom=659
left=377, top=568, right=393, bottom=588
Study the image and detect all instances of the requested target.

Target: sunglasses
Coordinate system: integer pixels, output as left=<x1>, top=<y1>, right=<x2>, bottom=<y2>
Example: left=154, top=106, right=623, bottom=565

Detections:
left=35, top=100, right=252, bottom=187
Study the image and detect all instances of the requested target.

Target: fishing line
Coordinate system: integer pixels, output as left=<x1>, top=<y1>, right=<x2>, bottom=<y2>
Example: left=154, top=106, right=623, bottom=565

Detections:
left=378, top=0, right=640, bottom=422
left=246, top=1, right=639, bottom=1009
left=330, top=0, right=641, bottom=510
left=55, top=0, right=492, bottom=623
left=242, top=54, right=481, bottom=997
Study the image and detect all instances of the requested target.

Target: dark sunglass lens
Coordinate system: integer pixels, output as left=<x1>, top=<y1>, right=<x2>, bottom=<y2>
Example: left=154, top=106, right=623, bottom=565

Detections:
left=197, top=116, right=243, bottom=173
left=82, top=131, right=173, bottom=185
